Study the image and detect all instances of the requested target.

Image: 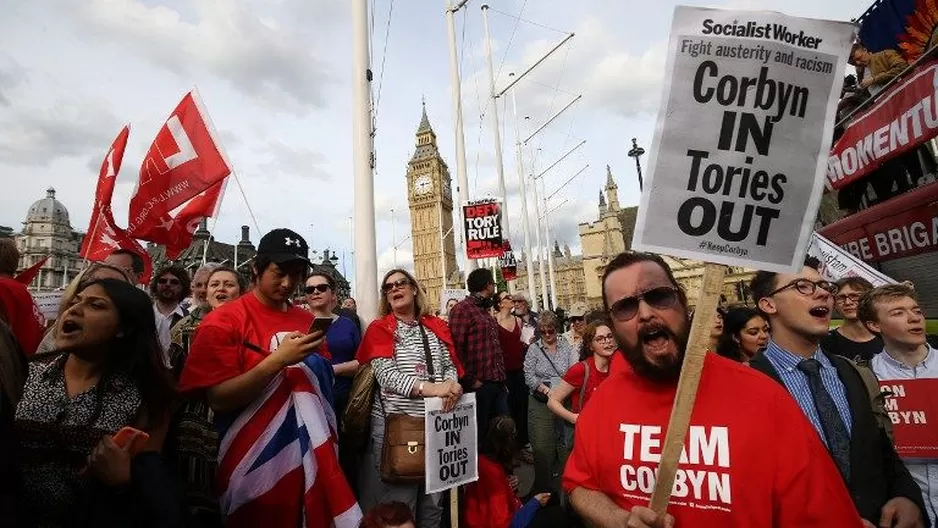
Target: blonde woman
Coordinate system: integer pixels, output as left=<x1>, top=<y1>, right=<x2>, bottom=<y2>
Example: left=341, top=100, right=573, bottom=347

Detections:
left=356, top=268, right=464, bottom=526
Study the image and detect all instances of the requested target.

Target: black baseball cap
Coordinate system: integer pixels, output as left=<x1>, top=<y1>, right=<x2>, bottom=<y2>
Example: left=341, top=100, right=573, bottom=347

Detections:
left=257, top=228, right=311, bottom=265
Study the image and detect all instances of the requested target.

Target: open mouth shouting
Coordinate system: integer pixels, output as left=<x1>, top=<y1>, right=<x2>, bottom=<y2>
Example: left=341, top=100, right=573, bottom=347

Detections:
left=214, top=292, right=231, bottom=303
left=638, top=323, right=678, bottom=360
left=59, top=317, right=82, bottom=338
left=808, top=305, right=831, bottom=320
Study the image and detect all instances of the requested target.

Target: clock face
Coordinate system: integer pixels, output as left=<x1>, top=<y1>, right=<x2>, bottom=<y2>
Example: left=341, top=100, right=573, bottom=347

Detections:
left=414, top=175, right=432, bottom=196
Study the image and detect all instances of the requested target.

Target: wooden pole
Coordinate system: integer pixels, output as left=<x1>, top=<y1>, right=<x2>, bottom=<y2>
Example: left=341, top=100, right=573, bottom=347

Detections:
left=648, top=262, right=726, bottom=514
left=450, top=487, right=459, bottom=528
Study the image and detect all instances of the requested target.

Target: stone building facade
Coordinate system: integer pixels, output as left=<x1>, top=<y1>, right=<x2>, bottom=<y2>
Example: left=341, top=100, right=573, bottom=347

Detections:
left=15, top=188, right=83, bottom=291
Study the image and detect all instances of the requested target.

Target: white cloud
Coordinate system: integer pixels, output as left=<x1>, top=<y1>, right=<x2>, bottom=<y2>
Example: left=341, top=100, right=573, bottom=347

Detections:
left=72, top=0, right=342, bottom=114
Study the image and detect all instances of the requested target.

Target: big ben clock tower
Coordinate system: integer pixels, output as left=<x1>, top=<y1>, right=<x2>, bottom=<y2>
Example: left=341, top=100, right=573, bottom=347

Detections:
left=407, top=102, right=459, bottom=312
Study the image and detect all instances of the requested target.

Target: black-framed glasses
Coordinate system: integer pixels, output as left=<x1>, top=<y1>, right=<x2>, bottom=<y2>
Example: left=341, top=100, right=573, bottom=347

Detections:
left=834, top=293, right=863, bottom=304
left=158, top=277, right=180, bottom=286
left=304, top=284, right=331, bottom=294
left=382, top=278, right=411, bottom=294
left=608, top=286, right=680, bottom=322
left=569, top=316, right=584, bottom=323
left=593, top=334, right=615, bottom=343
left=767, top=279, right=836, bottom=297
left=540, top=328, right=557, bottom=335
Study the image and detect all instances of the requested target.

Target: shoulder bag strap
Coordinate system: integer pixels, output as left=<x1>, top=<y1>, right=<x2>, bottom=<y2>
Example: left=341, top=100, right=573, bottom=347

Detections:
left=417, top=323, right=436, bottom=382
left=537, top=343, right=564, bottom=378
left=578, top=360, right=590, bottom=411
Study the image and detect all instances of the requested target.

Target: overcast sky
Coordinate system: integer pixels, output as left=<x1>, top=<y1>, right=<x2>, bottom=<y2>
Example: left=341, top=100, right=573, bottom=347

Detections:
left=0, top=0, right=862, bottom=291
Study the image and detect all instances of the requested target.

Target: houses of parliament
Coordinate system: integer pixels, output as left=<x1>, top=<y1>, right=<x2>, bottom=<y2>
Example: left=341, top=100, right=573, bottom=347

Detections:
left=403, top=104, right=758, bottom=313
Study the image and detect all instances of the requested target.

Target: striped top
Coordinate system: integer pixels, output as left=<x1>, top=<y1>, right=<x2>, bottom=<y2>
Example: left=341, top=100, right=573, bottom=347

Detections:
left=371, top=319, right=459, bottom=422
left=523, top=338, right=577, bottom=392
left=763, top=340, right=853, bottom=446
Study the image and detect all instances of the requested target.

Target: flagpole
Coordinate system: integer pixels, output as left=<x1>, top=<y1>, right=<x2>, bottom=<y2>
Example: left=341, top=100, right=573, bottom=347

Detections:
left=202, top=215, right=220, bottom=265
left=481, top=4, right=510, bottom=240
left=446, top=0, right=476, bottom=275
left=352, top=0, right=379, bottom=323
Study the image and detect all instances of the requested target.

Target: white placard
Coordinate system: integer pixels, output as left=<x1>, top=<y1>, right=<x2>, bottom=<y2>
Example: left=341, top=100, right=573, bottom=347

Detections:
left=424, top=393, right=478, bottom=494
left=439, top=289, right=467, bottom=315
left=32, top=291, right=63, bottom=321
left=632, top=7, right=856, bottom=272
left=807, top=232, right=895, bottom=287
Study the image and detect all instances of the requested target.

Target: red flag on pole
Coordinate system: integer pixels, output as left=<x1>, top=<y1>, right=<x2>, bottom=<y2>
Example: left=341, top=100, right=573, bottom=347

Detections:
left=127, top=91, right=231, bottom=243
left=163, top=180, right=227, bottom=259
left=14, top=256, right=49, bottom=285
left=80, top=126, right=153, bottom=284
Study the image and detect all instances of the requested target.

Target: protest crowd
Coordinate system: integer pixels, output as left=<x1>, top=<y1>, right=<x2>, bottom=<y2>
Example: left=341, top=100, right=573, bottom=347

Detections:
left=7, top=2, right=938, bottom=528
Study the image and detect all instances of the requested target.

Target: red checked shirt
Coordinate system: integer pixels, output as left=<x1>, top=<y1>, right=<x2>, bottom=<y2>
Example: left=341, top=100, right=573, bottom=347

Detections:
left=449, top=295, right=506, bottom=385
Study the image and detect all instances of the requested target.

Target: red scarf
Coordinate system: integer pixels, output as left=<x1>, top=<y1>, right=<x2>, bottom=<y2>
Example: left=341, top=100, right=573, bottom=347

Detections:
left=357, top=314, right=465, bottom=378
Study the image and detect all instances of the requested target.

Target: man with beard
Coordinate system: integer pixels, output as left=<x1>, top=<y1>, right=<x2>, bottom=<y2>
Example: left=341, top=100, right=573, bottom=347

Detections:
left=150, top=264, right=190, bottom=359
left=564, top=251, right=863, bottom=527
left=750, top=259, right=926, bottom=528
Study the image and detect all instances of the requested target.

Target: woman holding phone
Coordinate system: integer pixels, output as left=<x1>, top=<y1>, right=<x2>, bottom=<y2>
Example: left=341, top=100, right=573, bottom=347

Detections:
left=14, top=278, right=178, bottom=526
left=356, top=269, right=464, bottom=526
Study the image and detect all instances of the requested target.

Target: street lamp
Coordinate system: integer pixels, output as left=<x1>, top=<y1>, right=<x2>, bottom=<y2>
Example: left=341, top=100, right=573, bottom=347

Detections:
left=627, top=138, right=646, bottom=191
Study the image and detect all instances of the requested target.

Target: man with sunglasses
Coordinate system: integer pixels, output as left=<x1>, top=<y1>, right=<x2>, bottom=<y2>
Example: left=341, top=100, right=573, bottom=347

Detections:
left=750, top=258, right=926, bottom=528
left=565, top=251, right=863, bottom=527
left=150, top=264, right=191, bottom=358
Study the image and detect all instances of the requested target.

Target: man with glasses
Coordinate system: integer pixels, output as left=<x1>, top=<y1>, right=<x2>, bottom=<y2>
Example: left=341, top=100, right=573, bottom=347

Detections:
left=149, top=264, right=190, bottom=358
left=750, top=258, right=926, bottom=528
left=821, top=277, right=883, bottom=364
left=450, top=268, right=508, bottom=441
left=565, top=251, right=862, bottom=527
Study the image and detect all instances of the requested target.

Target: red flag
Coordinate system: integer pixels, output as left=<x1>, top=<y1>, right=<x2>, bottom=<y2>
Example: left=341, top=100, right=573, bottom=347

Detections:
left=127, top=91, right=231, bottom=242
left=14, top=256, right=49, bottom=285
left=80, top=127, right=153, bottom=284
left=163, top=180, right=226, bottom=259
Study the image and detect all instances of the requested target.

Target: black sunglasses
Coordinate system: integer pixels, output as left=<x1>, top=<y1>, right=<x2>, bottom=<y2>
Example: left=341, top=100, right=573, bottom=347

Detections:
left=382, top=278, right=411, bottom=294
left=767, top=279, right=836, bottom=297
left=569, top=316, right=584, bottom=322
left=158, top=277, right=181, bottom=286
left=304, top=284, right=331, bottom=294
left=608, top=286, right=680, bottom=322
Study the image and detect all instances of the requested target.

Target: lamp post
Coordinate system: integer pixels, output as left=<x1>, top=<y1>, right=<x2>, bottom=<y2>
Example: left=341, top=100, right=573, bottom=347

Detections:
left=627, top=137, right=646, bottom=191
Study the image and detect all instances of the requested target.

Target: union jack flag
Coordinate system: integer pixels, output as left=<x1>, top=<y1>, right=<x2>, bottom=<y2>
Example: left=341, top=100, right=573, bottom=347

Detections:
left=216, top=361, right=362, bottom=527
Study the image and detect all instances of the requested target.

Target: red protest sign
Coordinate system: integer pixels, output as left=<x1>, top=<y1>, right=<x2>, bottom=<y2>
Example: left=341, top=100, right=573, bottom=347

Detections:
left=463, top=199, right=503, bottom=259
left=880, top=378, right=938, bottom=460
left=498, top=240, right=517, bottom=281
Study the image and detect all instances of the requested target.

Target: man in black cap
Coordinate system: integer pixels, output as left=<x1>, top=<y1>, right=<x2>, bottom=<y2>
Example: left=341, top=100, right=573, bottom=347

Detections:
left=180, top=228, right=361, bottom=527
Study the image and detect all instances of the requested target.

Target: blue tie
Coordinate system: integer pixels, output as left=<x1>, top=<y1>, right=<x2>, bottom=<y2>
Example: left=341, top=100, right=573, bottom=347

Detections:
left=798, top=358, right=851, bottom=481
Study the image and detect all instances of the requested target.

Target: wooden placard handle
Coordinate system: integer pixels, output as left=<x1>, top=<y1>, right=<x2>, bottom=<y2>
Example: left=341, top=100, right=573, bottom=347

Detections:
left=450, top=487, right=459, bottom=528
left=648, top=262, right=727, bottom=514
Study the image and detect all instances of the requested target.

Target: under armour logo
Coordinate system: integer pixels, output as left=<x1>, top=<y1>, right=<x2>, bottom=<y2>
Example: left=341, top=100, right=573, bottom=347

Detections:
left=284, top=237, right=302, bottom=247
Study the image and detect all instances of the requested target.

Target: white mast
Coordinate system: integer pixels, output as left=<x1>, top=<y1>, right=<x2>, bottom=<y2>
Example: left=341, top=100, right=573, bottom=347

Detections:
left=509, top=74, right=538, bottom=312
left=445, top=0, right=475, bottom=275
left=481, top=4, right=509, bottom=239
left=352, top=0, right=378, bottom=323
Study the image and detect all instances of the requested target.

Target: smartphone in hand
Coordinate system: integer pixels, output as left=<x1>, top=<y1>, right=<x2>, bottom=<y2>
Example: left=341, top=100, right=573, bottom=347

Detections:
left=308, top=317, right=334, bottom=335
left=112, top=426, right=150, bottom=455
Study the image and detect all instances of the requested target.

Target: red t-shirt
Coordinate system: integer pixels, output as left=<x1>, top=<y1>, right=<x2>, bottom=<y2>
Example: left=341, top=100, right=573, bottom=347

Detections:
left=0, top=278, right=45, bottom=355
left=563, top=353, right=864, bottom=527
left=564, top=356, right=609, bottom=413
left=179, top=292, right=316, bottom=391
left=462, top=455, right=522, bottom=528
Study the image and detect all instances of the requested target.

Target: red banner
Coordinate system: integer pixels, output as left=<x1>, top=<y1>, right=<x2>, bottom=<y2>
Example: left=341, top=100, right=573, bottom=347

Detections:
left=163, top=180, right=226, bottom=259
left=127, top=91, right=231, bottom=242
left=498, top=240, right=517, bottom=281
left=15, top=256, right=49, bottom=285
left=820, top=180, right=938, bottom=263
left=880, top=378, right=938, bottom=460
left=827, top=60, right=938, bottom=190
left=463, top=199, right=503, bottom=259
left=80, top=127, right=153, bottom=283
